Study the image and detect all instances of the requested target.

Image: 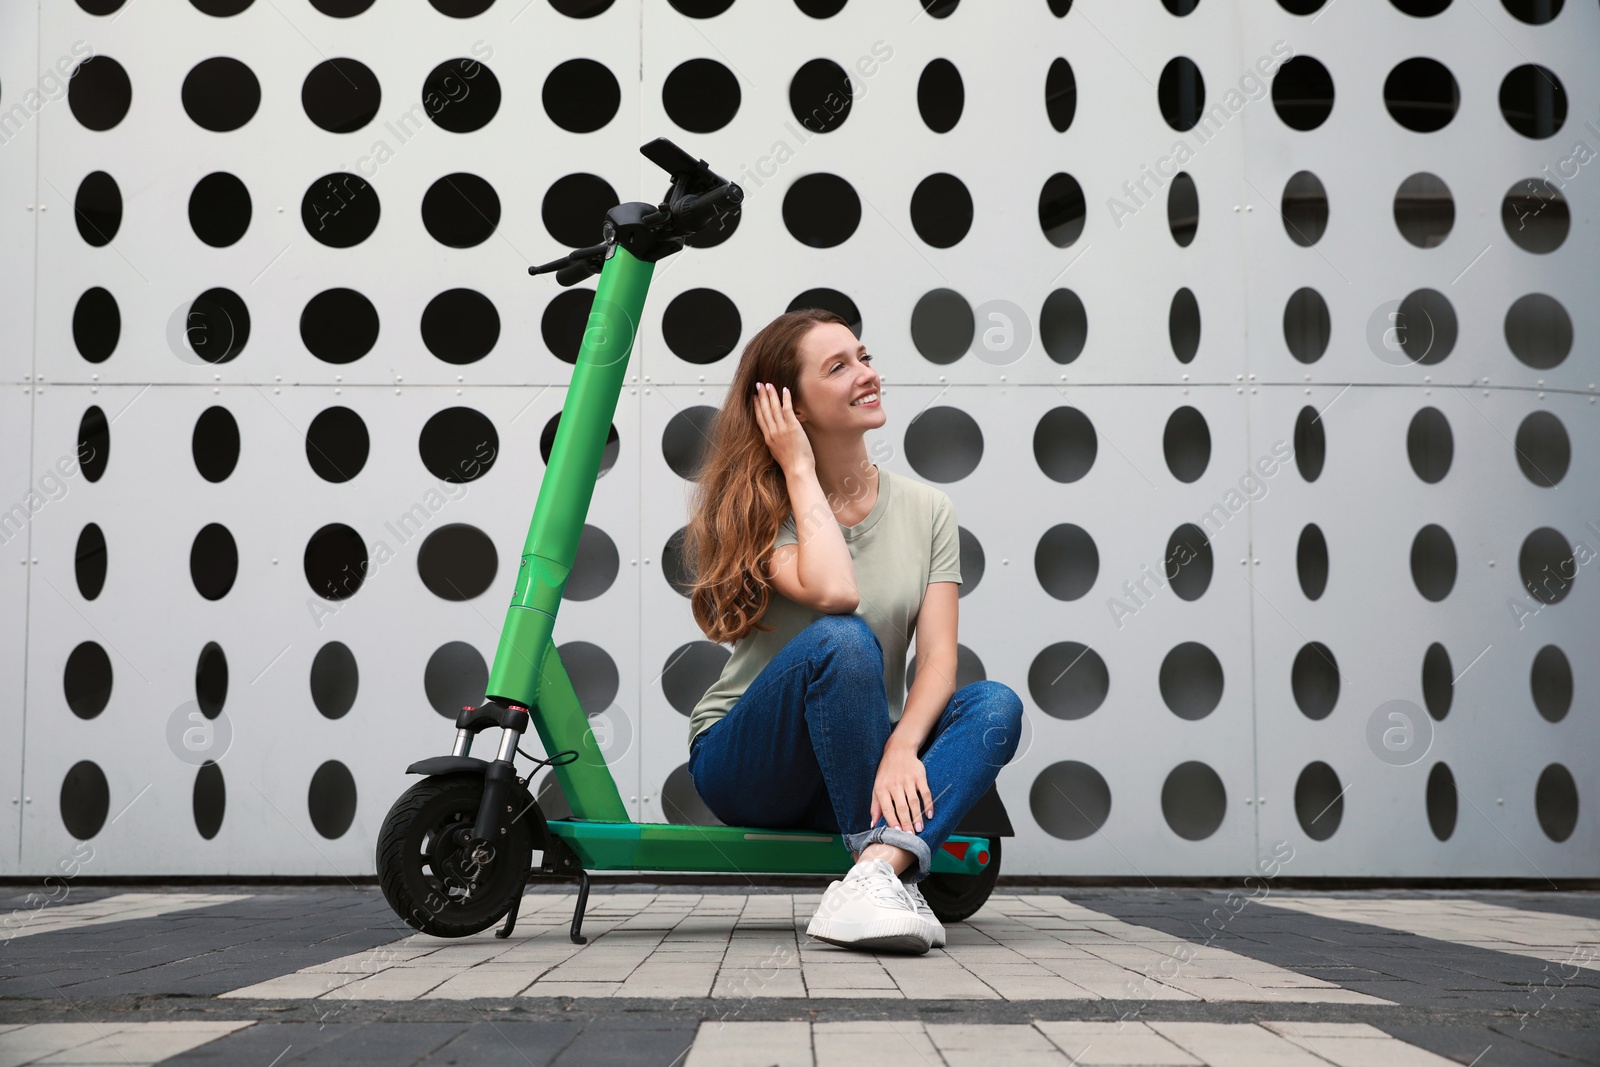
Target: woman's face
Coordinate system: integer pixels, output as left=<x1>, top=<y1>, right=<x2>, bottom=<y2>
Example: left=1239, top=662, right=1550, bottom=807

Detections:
left=791, top=322, right=884, bottom=437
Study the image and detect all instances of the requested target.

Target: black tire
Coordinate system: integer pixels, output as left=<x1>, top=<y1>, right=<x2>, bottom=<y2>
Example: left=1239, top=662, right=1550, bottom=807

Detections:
left=920, top=837, right=1001, bottom=923
left=376, top=774, right=534, bottom=938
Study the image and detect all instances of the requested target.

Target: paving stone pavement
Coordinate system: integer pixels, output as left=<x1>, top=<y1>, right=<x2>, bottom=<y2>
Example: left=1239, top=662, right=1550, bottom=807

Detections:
left=0, top=884, right=1596, bottom=1065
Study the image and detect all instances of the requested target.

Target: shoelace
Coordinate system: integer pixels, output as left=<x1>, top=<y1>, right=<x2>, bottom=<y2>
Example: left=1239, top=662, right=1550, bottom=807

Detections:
left=851, top=862, right=914, bottom=912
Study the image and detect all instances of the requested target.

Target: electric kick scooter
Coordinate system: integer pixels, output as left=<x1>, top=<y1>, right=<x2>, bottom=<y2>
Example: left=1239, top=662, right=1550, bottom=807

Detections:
left=375, top=137, right=1013, bottom=945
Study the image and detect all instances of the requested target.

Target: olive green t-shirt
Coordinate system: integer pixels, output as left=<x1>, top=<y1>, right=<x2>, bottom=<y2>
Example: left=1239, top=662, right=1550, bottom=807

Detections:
left=687, top=466, right=963, bottom=747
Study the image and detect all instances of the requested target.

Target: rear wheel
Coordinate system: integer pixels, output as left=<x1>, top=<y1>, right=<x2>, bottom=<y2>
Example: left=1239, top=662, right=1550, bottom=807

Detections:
left=376, top=774, right=534, bottom=938
left=920, top=837, right=1001, bottom=923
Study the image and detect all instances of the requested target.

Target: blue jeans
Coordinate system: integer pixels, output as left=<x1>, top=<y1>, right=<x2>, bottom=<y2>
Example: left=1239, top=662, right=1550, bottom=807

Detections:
left=688, top=614, right=1024, bottom=884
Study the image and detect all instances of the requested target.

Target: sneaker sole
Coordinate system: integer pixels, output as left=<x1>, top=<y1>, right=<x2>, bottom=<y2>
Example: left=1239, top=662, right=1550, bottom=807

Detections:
left=806, top=916, right=931, bottom=954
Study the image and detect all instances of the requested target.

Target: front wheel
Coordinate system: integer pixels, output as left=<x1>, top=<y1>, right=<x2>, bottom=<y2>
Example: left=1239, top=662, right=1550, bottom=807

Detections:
left=920, top=837, right=1001, bottom=923
left=376, top=774, right=534, bottom=938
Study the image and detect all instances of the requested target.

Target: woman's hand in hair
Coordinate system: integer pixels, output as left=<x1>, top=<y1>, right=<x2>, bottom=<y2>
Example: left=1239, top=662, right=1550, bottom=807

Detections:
left=870, top=743, right=932, bottom=835
left=753, top=382, right=815, bottom=474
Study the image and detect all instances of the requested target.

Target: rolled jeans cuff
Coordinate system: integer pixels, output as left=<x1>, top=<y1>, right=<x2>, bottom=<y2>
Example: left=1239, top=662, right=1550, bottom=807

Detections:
left=843, top=825, right=931, bottom=884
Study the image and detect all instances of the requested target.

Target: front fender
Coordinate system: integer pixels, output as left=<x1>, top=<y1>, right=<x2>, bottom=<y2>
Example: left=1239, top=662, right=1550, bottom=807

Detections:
left=406, top=755, right=489, bottom=776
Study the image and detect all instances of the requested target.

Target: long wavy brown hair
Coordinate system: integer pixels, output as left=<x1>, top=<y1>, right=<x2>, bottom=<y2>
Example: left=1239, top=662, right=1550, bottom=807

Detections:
left=686, top=307, right=849, bottom=645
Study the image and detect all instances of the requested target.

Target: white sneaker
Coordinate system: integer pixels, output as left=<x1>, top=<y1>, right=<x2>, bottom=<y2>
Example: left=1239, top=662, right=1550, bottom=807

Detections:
left=806, top=859, right=932, bottom=954
left=903, top=880, right=946, bottom=948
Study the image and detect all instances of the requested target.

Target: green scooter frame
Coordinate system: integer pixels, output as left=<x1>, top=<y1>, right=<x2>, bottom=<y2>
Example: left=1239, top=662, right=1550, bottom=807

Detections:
left=375, top=138, right=1011, bottom=945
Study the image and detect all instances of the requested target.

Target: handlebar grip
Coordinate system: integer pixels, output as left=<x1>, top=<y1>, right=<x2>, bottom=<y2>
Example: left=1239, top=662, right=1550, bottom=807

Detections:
left=555, top=260, right=598, bottom=287
left=675, top=182, right=743, bottom=230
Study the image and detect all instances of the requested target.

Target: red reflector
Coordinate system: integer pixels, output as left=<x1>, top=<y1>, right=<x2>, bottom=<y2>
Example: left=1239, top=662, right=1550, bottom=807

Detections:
left=941, top=841, right=969, bottom=860
left=976, top=850, right=990, bottom=866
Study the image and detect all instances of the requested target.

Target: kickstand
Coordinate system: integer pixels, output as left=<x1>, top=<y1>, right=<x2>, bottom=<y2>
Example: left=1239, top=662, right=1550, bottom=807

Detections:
left=569, top=867, right=590, bottom=945
left=495, top=881, right=526, bottom=939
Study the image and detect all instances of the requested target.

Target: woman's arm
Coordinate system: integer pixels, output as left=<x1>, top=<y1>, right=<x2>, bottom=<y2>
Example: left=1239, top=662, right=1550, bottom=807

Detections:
left=872, top=581, right=958, bottom=831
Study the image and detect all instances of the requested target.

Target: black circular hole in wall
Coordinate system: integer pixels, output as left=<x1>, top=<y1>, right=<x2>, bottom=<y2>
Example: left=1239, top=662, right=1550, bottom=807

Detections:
left=310, top=0, right=377, bottom=13
left=790, top=57, right=852, bottom=134
left=194, top=760, right=225, bottom=840
left=662, top=641, right=731, bottom=715
left=192, top=0, right=255, bottom=12
left=196, top=640, right=228, bottom=718
left=302, top=58, right=382, bottom=133
left=662, top=289, right=741, bottom=364
left=75, top=523, right=107, bottom=600
left=1035, top=523, right=1098, bottom=601
left=1534, top=763, right=1577, bottom=842
left=304, top=407, right=369, bottom=484
left=1520, top=527, right=1574, bottom=605
left=662, top=406, right=719, bottom=480
left=1504, top=294, right=1572, bottom=370
left=1394, top=172, right=1454, bottom=249
left=1422, top=642, right=1453, bottom=720
left=421, top=173, right=500, bottom=248
left=1167, top=172, right=1198, bottom=247
left=566, top=524, right=619, bottom=601
left=957, top=526, right=984, bottom=597
left=1530, top=645, right=1572, bottom=723
left=662, top=528, right=694, bottom=597
left=1514, top=411, right=1569, bottom=487
left=1169, top=287, right=1200, bottom=364
left=1410, top=524, right=1457, bottom=601
left=154, top=442, right=218, bottom=548
left=918, top=58, right=963, bottom=132
left=795, top=0, right=846, bottom=16
left=1165, top=523, right=1213, bottom=601
left=61, top=761, right=110, bottom=840
left=542, top=288, right=595, bottom=364
left=74, top=171, right=121, bottom=246
left=1297, top=523, right=1328, bottom=599
left=422, top=57, right=502, bottom=133
left=1162, top=406, right=1210, bottom=482
left=430, top=0, right=495, bottom=16
left=1396, top=289, right=1457, bottom=365
left=920, top=0, right=959, bottom=16
left=1040, top=289, right=1087, bottom=364
left=182, top=57, right=261, bottom=131
left=540, top=413, right=619, bottom=476
left=1293, top=406, right=1325, bottom=482
left=558, top=641, right=619, bottom=715
left=188, top=288, right=250, bottom=364
left=1027, top=642, right=1109, bottom=720
left=417, top=524, right=497, bottom=600
left=911, top=289, right=973, bottom=365
left=188, top=172, right=251, bottom=247
left=1045, top=57, right=1077, bottom=132
left=905, top=406, right=982, bottom=482
left=1291, top=641, right=1340, bottom=720
left=911, top=173, right=972, bottom=248
left=1029, top=760, right=1111, bottom=841
left=64, top=641, right=113, bottom=719
left=1391, top=0, right=1450, bottom=13
left=790, top=292, right=861, bottom=338
left=74, top=287, right=120, bottom=363
left=662, top=764, right=722, bottom=826
left=1272, top=56, right=1334, bottom=131
left=423, top=640, right=487, bottom=717
left=420, top=407, right=498, bottom=484
left=79, top=0, right=128, bottom=13
left=1160, top=641, right=1224, bottom=720
left=1279, top=0, right=1326, bottom=10
left=1294, top=761, right=1343, bottom=841
left=1163, top=0, right=1200, bottom=13
left=1281, top=170, right=1328, bottom=246
left=1033, top=406, right=1096, bottom=484
left=1158, top=56, right=1205, bottom=131
left=1499, top=64, right=1565, bottom=139
left=422, top=289, right=500, bottom=364
left=302, top=173, right=380, bottom=248
left=301, top=288, right=379, bottom=364
left=1502, top=179, right=1568, bottom=254
left=304, top=523, right=368, bottom=600
left=1038, top=172, right=1086, bottom=248
left=1162, top=761, right=1226, bottom=842
left=1502, top=0, right=1563, bottom=23
left=1283, top=287, right=1330, bottom=364
left=1425, top=761, right=1456, bottom=841
left=78, top=406, right=110, bottom=482
left=906, top=644, right=987, bottom=694
left=684, top=195, right=737, bottom=258
left=670, top=0, right=735, bottom=14
left=543, top=58, right=620, bottom=133
left=1406, top=407, right=1453, bottom=483
left=310, top=640, right=359, bottom=718
left=662, top=58, right=740, bottom=134
left=308, top=760, right=357, bottom=839
left=1385, top=57, right=1457, bottom=133
left=782, top=173, right=860, bottom=248
left=190, top=523, right=238, bottom=601
left=541, top=172, right=618, bottom=248
left=68, top=56, right=132, bottom=131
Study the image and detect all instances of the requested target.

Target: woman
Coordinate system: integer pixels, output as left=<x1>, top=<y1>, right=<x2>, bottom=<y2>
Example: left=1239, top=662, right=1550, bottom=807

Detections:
left=684, top=307, right=1024, bottom=955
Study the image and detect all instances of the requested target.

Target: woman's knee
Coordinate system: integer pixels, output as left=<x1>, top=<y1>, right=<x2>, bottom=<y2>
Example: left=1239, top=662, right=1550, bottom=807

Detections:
left=962, top=679, right=1024, bottom=731
left=800, top=613, right=882, bottom=669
